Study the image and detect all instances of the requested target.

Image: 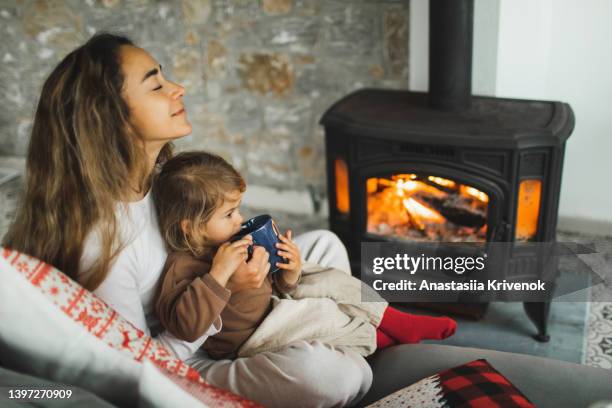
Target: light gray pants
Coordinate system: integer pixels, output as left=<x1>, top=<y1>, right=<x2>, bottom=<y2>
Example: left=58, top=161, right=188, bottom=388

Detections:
left=185, top=230, right=372, bottom=408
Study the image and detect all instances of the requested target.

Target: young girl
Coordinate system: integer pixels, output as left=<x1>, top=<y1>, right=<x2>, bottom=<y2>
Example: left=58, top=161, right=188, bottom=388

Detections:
left=152, top=151, right=303, bottom=359
left=152, top=151, right=457, bottom=359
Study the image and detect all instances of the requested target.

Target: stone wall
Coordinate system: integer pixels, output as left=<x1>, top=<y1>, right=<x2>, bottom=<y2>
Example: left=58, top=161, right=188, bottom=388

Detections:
left=0, top=0, right=409, bottom=235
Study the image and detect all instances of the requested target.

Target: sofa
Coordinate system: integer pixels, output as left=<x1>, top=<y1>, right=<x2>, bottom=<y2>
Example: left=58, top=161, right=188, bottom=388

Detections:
left=2, top=343, right=612, bottom=407
left=2, top=249, right=612, bottom=408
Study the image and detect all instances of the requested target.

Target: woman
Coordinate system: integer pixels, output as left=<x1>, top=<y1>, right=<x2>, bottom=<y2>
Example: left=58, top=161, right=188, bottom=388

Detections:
left=3, top=33, right=371, bottom=407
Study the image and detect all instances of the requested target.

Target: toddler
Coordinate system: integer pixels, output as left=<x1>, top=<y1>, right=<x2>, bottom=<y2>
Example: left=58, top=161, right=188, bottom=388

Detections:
left=153, top=151, right=456, bottom=359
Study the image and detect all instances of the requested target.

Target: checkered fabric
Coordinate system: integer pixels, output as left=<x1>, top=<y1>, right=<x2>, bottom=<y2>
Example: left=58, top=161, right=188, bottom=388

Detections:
left=438, top=359, right=535, bottom=408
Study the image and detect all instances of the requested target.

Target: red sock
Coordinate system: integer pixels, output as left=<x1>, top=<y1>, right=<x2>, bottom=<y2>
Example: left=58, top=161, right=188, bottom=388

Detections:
left=378, top=306, right=457, bottom=344
left=376, top=329, right=396, bottom=349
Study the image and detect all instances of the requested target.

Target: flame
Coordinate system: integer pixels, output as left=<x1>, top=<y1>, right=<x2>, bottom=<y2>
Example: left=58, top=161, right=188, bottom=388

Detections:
left=461, top=186, right=489, bottom=203
left=367, top=178, right=378, bottom=194
left=366, top=174, right=489, bottom=242
left=516, top=179, right=541, bottom=241
left=403, top=198, right=445, bottom=226
left=396, top=177, right=447, bottom=199
left=395, top=179, right=419, bottom=196
left=335, top=158, right=350, bottom=214
left=395, top=173, right=418, bottom=180
left=428, top=176, right=456, bottom=188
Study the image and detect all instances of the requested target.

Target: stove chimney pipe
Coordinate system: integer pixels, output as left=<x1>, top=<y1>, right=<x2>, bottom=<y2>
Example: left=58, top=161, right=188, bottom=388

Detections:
left=429, top=0, right=474, bottom=111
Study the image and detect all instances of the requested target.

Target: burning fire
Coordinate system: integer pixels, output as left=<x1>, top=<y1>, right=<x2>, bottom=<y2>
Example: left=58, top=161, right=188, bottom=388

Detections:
left=428, top=176, right=456, bottom=188
left=367, top=174, right=489, bottom=242
left=403, top=198, right=445, bottom=230
left=462, top=186, right=489, bottom=203
left=516, top=179, right=541, bottom=241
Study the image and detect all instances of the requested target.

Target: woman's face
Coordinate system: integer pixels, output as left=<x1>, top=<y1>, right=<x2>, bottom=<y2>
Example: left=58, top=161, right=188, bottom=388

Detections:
left=120, top=46, right=192, bottom=144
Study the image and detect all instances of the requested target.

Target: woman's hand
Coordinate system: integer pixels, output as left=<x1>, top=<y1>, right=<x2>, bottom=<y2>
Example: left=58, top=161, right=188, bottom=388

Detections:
left=227, top=246, right=270, bottom=292
left=209, top=235, right=253, bottom=287
left=275, top=230, right=302, bottom=285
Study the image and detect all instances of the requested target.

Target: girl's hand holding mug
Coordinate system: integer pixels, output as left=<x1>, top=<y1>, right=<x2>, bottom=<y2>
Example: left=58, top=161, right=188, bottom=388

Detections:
left=275, top=230, right=302, bottom=285
left=227, top=246, right=270, bottom=292
left=209, top=235, right=253, bottom=287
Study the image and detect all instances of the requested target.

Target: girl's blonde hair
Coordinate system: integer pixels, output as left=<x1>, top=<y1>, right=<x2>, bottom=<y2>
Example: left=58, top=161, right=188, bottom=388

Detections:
left=2, top=33, right=173, bottom=291
left=152, top=151, right=246, bottom=257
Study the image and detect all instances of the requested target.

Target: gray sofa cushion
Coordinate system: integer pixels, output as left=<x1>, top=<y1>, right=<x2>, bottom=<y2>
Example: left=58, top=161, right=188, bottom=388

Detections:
left=360, top=344, right=612, bottom=408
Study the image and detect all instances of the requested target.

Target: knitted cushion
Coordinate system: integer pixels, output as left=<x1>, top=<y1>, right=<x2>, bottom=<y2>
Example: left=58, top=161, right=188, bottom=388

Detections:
left=1, top=247, right=261, bottom=407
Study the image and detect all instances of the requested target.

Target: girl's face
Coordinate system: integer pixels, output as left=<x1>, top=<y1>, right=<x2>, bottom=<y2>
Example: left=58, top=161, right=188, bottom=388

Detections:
left=200, top=190, right=245, bottom=246
left=120, top=45, right=192, bottom=145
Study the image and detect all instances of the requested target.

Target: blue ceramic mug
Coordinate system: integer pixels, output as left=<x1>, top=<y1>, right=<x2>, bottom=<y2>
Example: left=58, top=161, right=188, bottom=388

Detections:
left=231, top=214, right=287, bottom=273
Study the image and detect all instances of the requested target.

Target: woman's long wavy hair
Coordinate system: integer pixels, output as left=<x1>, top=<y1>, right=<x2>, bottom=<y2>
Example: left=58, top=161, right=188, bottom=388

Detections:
left=2, top=33, right=173, bottom=291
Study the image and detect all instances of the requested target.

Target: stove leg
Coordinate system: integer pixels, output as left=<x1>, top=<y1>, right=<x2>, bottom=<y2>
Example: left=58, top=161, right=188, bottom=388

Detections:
left=523, top=302, right=551, bottom=342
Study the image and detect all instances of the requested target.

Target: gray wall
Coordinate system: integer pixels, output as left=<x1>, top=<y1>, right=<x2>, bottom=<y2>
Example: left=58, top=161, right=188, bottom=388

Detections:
left=0, top=0, right=410, bottom=234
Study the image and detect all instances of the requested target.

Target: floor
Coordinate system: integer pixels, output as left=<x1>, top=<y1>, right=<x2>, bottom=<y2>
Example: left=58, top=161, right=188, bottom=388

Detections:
left=558, top=231, right=612, bottom=369
left=586, top=302, right=612, bottom=369
left=422, top=301, right=588, bottom=363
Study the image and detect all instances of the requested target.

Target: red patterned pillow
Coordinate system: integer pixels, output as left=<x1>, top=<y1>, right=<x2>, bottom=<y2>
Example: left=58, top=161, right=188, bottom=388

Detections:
left=366, top=359, right=534, bottom=408
left=1, top=248, right=261, bottom=408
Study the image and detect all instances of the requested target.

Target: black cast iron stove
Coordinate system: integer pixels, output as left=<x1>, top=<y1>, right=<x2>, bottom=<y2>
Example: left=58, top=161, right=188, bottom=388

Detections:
left=320, top=0, right=574, bottom=341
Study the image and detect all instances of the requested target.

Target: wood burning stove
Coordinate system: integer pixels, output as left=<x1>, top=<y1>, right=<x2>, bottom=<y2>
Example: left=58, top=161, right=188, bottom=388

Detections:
left=321, top=0, right=574, bottom=341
